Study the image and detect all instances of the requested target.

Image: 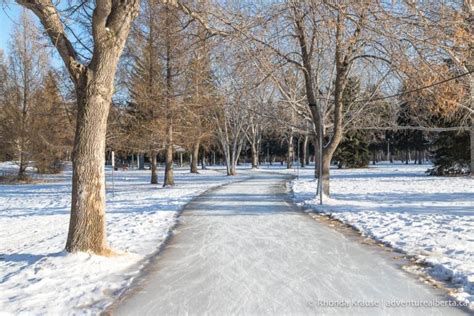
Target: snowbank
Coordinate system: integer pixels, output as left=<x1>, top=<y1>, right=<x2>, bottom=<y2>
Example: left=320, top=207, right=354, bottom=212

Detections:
left=0, top=163, right=240, bottom=314
left=290, top=163, right=474, bottom=309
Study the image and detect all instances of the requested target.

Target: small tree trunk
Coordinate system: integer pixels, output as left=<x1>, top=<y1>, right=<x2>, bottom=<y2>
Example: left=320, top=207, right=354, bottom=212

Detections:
left=386, top=141, right=391, bottom=162
left=201, top=148, right=206, bottom=169
left=314, top=138, right=320, bottom=179
left=229, top=164, right=237, bottom=176
left=190, top=139, right=200, bottom=173
left=469, top=50, right=473, bottom=175
left=229, top=147, right=237, bottom=176
left=150, top=151, right=158, bottom=184
left=470, top=116, right=474, bottom=176
left=301, top=135, right=308, bottom=168
left=164, top=123, right=174, bottom=186
left=250, top=143, right=258, bottom=169
left=287, top=135, right=294, bottom=169
left=138, top=153, right=145, bottom=170
left=224, top=146, right=232, bottom=175
left=18, top=149, right=27, bottom=179
left=405, top=149, right=409, bottom=165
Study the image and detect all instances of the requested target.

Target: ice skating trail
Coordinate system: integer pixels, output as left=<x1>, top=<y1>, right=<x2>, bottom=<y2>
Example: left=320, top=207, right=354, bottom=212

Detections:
left=112, top=172, right=468, bottom=316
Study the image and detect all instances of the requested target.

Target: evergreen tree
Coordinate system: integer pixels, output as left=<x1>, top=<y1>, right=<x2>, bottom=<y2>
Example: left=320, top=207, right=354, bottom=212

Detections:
left=332, top=77, right=370, bottom=168
left=333, top=132, right=370, bottom=168
left=428, top=132, right=470, bottom=175
left=393, top=101, right=429, bottom=163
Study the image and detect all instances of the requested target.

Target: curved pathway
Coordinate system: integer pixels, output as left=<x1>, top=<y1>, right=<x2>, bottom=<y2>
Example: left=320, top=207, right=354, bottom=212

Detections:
left=113, top=172, right=467, bottom=315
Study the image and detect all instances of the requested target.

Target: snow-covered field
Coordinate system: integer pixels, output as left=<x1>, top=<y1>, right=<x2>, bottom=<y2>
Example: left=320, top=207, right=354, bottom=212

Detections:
left=0, top=162, right=241, bottom=315
left=1, top=161, right=472, bottom=313
left=288, top=163, right=474, bottom=308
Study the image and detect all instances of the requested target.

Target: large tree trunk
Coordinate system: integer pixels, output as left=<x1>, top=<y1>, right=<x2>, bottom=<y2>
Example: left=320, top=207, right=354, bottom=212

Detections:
left=190, top=139, right=200, bottom=173
left=16, top=0, right=140, bottom=256
left=150, top=151, right=158, bottom=184
left=66, top=80, right=113, bottom=255
left=163, top=123, right=174, bottom=186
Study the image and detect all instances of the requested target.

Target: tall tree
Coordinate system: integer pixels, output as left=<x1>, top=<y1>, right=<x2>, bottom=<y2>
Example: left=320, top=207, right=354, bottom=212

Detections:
left=1, top=10, right=48, bottom=178
left=15, top=0, right=140, bottom=254
left=394, top=0, right=474, bottom=175
left=127, top=0, right=165, bottom=184
left=31, top=71, right=74, bottom=173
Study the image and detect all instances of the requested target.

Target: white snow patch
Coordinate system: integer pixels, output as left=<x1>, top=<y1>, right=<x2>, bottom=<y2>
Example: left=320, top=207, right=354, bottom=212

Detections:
left=0, top=163, right=241, bottom=315
left=288, top=163, right=474, bottom=309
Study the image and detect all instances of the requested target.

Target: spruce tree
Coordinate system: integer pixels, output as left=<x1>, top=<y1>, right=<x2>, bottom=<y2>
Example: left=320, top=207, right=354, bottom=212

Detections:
left=428, top=132, right=470, bottom=175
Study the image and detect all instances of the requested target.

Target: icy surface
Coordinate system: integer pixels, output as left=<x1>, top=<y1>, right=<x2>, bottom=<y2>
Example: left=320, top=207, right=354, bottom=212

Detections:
left=289, top=163, right=474, bottom=309
left=115, top=172, right=467, bottom=315
left=0, top=163, right=239, bottom=315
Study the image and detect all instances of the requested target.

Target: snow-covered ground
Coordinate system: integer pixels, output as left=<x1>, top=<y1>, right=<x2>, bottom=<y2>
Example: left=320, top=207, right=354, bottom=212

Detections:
left=288, top=163, right=474, bottom=308
left=0, top=162, right=241, bottom=315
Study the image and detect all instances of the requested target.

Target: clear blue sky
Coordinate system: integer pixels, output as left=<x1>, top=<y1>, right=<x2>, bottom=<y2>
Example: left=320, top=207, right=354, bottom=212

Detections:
left=0, top=4, right=21, bottom=53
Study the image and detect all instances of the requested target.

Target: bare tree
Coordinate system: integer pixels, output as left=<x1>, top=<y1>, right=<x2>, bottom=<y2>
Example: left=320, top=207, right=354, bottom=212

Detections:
left=126, top=0, right=166, bottom=184
left=213, top=61, right=248, bottom=175
left=1, top=10, right=48, bottom=178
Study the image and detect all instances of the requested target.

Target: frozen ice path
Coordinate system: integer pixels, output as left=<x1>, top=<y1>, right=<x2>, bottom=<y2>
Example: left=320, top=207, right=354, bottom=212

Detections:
left=113, top=172, right=467, bottom=315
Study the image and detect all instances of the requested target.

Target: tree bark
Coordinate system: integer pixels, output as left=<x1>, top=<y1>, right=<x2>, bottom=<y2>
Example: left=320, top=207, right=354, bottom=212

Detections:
left=469, top=74, right=474, bottom=176
left=138, top=153, right=145, bottom=170
left=287, top=134, right=293, bottom=169
left=225, top=147, right=232, bottom=175
left=201, top=148, right=206, bottom=169
left=301, top=135, right=308, bottom=168
left=163, top=123, right=174, bottom=186
left=190, top=139, right=200, bottom=173
left=471, top=113, right=474, bottom=176
left=320, top=151, right=331, bottom=196
left=18, top=148, right=27, bottom=179
left=293, top=4, right=365, bottom=197
left=150, top=150, right=158, bottom=184
left=250, top=143, right=259, bottom=169
left=66, top=78, right=114, bottom=254
left=465, top=2, right=473, bottom=177
left=314, top=138, right=319, bottom=179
